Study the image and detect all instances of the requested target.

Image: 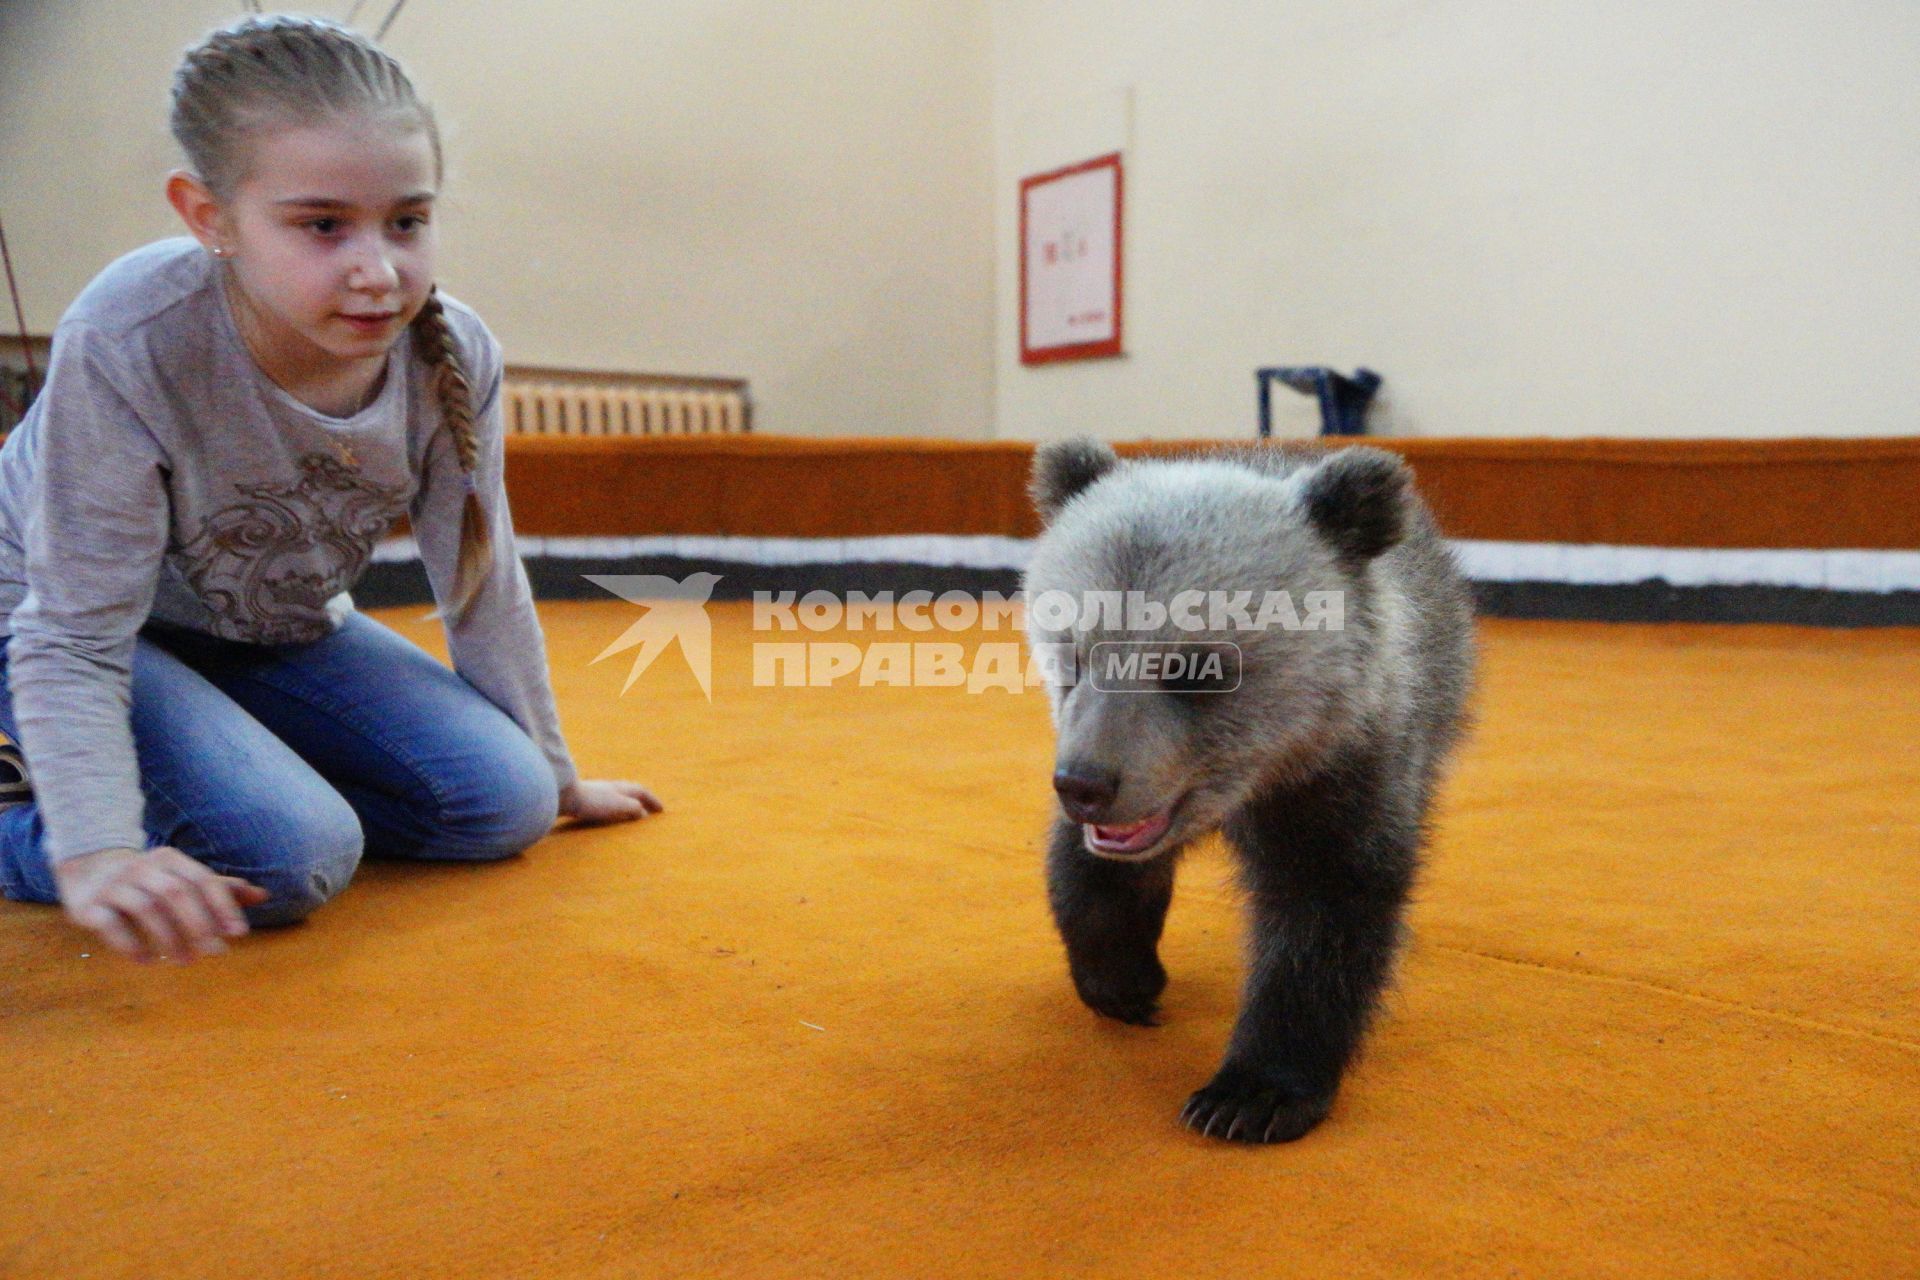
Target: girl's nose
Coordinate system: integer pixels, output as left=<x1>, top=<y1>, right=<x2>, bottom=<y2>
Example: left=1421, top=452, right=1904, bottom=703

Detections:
left=348, top=243, right=400, bottom=293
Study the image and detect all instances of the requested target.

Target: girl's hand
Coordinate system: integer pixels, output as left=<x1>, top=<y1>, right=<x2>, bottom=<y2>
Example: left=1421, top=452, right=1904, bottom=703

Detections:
left=52, top=846, right=269, bottom=965
left=558, top=780, right=665, bottom=826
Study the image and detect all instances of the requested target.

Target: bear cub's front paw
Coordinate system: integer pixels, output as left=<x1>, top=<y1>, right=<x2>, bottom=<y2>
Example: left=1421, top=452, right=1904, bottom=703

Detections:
left=1179, top=1070, right=1335, bottom=1144
left=1069, top=950, right=1167, bottom=1026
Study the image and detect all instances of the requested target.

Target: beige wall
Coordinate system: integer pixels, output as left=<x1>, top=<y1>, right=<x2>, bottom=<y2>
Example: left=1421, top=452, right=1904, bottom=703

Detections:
left=5, top=3, right=1916, bottom=443
left=992, top=1, right=1920, bottom=441
left=0, top=0, right=996, bottom=439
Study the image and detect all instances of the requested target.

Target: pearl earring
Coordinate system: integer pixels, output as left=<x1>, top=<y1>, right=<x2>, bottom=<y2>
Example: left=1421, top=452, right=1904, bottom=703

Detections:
left=211, top=246, right=230, bottom=258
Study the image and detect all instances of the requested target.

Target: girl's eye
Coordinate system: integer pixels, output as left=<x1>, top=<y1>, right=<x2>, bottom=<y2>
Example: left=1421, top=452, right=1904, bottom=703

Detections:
left=394, top=214, right=430, bottom=234
left=305, top=218, right=342, bottom=236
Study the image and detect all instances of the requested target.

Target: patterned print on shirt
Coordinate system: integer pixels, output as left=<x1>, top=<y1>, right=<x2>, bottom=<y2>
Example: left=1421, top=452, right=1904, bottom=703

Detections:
left=178, top=453, right=410, bottom=644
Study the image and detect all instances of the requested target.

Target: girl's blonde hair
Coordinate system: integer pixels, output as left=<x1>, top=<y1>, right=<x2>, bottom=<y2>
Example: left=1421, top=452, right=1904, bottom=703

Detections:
left=171, top=14, right=491, bottom=615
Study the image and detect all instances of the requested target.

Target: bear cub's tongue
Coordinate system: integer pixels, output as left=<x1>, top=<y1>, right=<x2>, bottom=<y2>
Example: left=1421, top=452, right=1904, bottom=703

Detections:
left=1087, top=810, right=1172, bottom=854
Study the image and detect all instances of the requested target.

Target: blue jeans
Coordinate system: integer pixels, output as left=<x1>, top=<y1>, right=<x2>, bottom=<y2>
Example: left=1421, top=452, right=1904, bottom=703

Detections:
left=0, top=612, right=560, bottom=926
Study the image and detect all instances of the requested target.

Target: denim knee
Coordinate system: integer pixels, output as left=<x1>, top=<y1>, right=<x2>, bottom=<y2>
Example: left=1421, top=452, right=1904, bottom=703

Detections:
left=233, top=794, right=365, bottom=928
left=496, top=762, right=563, bottom=855
left=428, top=751, right=560, bottom=863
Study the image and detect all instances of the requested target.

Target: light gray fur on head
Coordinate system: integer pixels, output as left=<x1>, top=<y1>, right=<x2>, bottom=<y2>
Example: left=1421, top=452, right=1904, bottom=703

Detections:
left=1023, top=439, right=1475, bottom=857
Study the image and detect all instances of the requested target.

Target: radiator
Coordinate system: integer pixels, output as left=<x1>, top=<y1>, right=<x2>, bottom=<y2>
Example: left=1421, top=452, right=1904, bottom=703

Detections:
left=502, top=365, right=751, bottom=436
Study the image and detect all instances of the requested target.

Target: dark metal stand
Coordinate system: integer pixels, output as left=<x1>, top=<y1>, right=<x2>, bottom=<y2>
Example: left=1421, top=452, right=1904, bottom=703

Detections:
left=1257, top=366, right=1382, bottom=438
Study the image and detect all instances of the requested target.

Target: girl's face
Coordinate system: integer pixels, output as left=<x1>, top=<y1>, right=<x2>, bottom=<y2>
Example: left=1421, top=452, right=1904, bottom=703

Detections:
left=214, top=116, right=440, bottom=375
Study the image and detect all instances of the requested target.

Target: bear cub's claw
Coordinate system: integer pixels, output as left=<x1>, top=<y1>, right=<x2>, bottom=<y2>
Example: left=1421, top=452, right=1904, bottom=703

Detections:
left=1179, top=1073, right=1335, bottom=1144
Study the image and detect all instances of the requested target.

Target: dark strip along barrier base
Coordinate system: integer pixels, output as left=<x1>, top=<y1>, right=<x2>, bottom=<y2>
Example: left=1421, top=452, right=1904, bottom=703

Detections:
left=355, top=559, right=1920, bottom=628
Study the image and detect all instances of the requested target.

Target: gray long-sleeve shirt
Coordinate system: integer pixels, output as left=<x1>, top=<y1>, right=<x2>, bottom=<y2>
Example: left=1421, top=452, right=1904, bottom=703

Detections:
left=0, top=238, right=579, bottom=864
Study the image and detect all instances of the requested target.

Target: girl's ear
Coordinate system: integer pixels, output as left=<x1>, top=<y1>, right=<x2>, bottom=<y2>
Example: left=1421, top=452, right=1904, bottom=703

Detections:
left=165, top=170, right=228, bottom=253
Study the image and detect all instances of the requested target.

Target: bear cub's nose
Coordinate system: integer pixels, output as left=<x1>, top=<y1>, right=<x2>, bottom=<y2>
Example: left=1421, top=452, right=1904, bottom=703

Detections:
left=1053, top=766, right=1119, bottom=822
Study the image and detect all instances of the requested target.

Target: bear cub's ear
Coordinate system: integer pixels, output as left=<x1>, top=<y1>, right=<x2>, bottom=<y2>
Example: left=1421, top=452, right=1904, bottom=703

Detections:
left=1300, top=447, right=1412, bottom=564
left=1030, top=437, right=1120, bottom=525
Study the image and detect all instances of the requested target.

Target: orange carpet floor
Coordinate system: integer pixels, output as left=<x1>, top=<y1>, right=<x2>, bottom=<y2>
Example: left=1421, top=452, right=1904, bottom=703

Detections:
left=2, top=604, right=1916, bottom=1279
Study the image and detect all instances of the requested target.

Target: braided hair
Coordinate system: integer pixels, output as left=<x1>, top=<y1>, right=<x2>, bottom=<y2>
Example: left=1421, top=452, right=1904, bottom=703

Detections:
left=411, top=288, right=492, bottom=612
left=171, top=14, right=492, bottom=615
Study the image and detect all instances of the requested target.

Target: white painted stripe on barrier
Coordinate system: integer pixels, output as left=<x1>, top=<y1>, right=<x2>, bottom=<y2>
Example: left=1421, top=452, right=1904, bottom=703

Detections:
left=371, top=535, right=1920, bottom=592
left=1451, top=541, right=1920, bottom=592
left=374, top=533, right=1035, bottom=570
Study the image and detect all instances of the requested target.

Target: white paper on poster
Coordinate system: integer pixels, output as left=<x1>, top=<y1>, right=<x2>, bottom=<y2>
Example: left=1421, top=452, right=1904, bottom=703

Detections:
left=1025, top=165, right=1118, bottom=350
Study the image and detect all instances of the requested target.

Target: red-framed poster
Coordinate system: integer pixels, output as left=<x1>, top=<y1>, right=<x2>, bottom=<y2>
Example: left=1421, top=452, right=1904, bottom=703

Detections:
left=1019, top=151, right=1124, bottom=365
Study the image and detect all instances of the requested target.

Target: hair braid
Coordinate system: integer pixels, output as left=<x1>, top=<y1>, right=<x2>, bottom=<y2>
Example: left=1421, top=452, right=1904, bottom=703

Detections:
left=412, top=289, right=494, bottom=615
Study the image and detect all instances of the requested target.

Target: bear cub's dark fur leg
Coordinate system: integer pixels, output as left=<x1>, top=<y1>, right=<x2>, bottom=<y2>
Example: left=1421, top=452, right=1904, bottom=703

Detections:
left=1048, top=774, right=1415, bottom=1143
left=1179, top=771, right=1417, bottom=1143
left=1046, top=816, right=1178, bottom=1027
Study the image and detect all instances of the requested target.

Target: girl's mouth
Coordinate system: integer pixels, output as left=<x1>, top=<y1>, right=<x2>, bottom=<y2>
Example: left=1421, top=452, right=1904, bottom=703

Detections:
left=339, top=311, right=398, bottom=335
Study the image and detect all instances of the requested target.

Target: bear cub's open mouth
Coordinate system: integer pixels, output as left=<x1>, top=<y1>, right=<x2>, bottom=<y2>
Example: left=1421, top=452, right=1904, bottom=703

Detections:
left=1084, top=799, right=1182, bottom=858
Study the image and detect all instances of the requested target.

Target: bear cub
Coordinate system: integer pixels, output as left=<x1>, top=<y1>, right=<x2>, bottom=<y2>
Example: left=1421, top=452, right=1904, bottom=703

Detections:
left=1024, top=438, right=1474, bottom=1143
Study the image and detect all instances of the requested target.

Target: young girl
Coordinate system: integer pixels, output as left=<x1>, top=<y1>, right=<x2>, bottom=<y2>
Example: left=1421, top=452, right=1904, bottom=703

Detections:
left=0, top=14, right=662, bottom=965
